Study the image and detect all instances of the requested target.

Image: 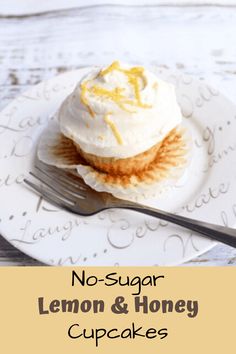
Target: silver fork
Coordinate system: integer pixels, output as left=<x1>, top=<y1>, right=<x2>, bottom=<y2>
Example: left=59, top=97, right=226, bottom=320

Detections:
left=24, top=161, right=236, bottom=248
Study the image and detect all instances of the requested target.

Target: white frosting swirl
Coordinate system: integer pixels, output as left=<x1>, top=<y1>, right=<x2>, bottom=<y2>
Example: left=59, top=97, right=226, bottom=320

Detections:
left=58, top=62, right=182, bottom=158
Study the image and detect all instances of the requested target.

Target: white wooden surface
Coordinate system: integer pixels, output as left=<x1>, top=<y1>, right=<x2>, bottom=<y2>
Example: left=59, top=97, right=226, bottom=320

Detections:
left=2, top=1, right=236, bottom=16
left=0, top=2, right=236, bottom=266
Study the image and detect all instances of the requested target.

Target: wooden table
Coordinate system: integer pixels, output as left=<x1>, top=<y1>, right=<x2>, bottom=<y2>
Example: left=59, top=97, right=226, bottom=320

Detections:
left=1, top=1, right=236, bottom=266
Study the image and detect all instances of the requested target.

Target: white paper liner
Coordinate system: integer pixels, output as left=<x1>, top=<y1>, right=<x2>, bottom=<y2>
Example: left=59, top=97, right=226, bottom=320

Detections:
left=37, top=120, right=82, bottom=169
left=37, top=120, right=192, bottom=201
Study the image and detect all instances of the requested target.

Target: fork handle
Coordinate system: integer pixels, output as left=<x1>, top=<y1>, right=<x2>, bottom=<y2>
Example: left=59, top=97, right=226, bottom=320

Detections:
left=117, top=203, right=236, bottom=248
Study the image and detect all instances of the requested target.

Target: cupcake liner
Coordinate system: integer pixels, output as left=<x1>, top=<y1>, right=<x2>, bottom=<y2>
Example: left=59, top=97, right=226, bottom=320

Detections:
left=37, top=120, right=84, bottom=169
left=37, top=120, right=191, bottom=201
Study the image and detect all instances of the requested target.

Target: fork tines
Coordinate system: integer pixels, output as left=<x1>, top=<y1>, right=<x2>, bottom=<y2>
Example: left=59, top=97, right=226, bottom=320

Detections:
left=24, top=163, right=89, bottom=213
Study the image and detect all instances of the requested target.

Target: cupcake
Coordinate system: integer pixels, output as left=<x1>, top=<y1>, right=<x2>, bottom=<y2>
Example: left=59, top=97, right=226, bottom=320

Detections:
left=58, top=61, right=182, bottom=175
left=38, top=61, right=190, bottom=200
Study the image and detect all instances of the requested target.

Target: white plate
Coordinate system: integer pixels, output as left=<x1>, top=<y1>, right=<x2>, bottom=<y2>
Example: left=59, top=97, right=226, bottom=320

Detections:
left=0, top=68, right=236, bottom=266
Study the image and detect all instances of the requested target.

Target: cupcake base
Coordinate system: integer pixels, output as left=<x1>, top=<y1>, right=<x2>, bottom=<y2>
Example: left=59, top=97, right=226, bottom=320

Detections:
left=37, top=120, right=191, bottom=201
left=75, top=140, right=162, bottom=175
